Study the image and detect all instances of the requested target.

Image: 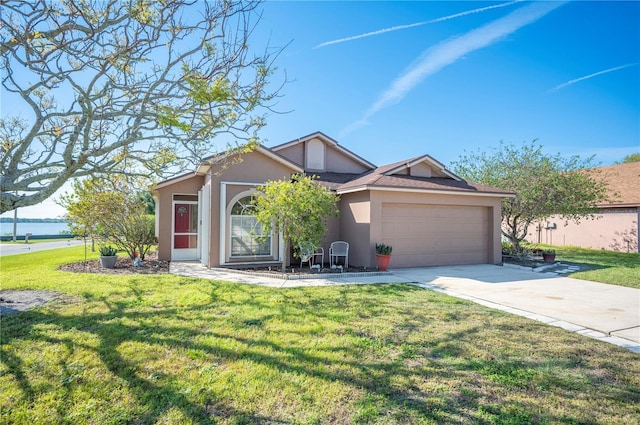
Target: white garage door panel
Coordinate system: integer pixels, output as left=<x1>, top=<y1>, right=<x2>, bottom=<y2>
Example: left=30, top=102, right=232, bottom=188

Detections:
left=382, top=204, right=490, bottom=267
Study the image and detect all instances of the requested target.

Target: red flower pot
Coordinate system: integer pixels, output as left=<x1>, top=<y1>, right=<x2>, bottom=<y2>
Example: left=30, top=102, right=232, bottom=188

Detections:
left=375, top=254, right=391, bottom=271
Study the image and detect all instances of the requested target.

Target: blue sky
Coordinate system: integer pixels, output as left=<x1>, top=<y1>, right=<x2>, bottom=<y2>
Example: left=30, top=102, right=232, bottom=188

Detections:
left=5, top=0, right=639, bottom=219
left=256, top=0, right=639, bottom=167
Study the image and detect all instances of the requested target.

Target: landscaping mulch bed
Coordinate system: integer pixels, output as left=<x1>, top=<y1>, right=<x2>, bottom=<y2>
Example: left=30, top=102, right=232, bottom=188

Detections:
left=58, top=251, right=170, bottom=275
left=502, top=254, right=591, bottom=274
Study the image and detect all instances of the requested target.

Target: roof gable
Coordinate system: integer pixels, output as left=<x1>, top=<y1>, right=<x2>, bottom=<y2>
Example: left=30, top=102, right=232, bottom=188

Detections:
left=153, top=144, right=302, bottom=191
left=382, top=155, right=462, bottom=181
left=332, top=156, right=513, bottom=198
left=271, top=131, right=376, bottom=172
left=198, top=144, right=303, bottom=175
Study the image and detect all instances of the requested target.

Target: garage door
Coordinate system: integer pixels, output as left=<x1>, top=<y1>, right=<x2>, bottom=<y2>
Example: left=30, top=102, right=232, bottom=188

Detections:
left=381, top=204, right=490, bottom=267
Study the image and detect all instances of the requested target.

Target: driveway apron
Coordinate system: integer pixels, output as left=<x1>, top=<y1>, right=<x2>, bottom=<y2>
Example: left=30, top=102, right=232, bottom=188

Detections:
left=391, top=265, right=640, bottom=347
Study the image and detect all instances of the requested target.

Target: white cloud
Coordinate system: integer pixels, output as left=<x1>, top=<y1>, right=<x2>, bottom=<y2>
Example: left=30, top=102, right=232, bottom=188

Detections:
left=314, top=0, right=523, bottom=49
left=548, top=63, right=637, bottom=93
left=340, top=1, right=566, bottom=137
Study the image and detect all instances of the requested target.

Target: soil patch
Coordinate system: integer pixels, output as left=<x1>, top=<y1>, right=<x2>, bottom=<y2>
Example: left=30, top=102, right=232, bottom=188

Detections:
left=0, top=290, right=61, bottom=316
left=58, top=251, right=170, bottom=275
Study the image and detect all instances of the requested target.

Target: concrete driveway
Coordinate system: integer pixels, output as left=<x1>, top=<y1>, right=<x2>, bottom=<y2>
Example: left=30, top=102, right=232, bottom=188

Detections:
left=392, top=265, right=640, bottom=349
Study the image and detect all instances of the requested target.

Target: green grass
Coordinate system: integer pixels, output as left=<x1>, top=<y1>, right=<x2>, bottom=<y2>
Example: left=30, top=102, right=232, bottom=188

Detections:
left=534, top=245, right=640, bottom=289
left=1, top=247, right=639, bottom=424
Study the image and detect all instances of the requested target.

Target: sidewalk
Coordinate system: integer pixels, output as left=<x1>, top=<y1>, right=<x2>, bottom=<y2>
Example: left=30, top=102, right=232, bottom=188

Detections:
left=170, top=262, right=640, bottom=353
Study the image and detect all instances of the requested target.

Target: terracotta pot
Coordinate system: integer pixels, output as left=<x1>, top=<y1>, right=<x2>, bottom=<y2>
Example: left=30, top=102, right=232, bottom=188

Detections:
left=542, top=253, right=556, bottom=263
left=375, top=254, right=391, bottom=271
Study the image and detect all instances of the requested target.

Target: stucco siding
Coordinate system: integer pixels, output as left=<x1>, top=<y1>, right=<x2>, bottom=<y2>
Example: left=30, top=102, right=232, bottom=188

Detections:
left=338, top=192, right=372, bottom=267
left=156, top=175, right=204, bottom=261
left=409, top=162, right=432, bottom=178
left=220, top=151, right=294, bottom=184
left=325, top=145, right=371, bottom=174
left=208, top=150, right=300, bottom=266
left=273, top=143, right=305, bottom=169
left=529, top=209, right=639, bottom=253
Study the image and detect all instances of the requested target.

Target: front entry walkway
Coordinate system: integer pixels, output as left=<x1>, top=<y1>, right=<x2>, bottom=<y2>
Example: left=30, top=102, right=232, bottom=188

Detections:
left=170, top=262, right=640, bottom=353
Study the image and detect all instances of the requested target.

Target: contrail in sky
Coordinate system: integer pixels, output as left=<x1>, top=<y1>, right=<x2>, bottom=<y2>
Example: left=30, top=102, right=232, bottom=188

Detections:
left=340, top=1, right=566, bottom=138
left=314, top=0, right=524, bottom=49
left=548, top=63, right=637, bottom=92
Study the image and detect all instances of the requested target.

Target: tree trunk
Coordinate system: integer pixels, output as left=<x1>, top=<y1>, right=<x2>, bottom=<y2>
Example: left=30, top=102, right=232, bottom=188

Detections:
left=281, top=238, right=289, bottom=273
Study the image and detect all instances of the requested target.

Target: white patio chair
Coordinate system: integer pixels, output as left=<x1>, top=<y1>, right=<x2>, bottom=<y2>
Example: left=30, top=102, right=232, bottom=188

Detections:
left=299, top=242, right=324, bottom=269
left=329, top=241, right=349, bottom=269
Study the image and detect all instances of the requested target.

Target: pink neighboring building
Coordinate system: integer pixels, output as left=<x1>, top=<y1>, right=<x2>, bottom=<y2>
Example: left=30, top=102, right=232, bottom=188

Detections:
left=528, top=162, right=640, bottom=253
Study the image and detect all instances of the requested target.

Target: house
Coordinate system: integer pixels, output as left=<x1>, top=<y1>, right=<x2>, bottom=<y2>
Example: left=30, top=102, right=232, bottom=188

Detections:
left=153, top=132, right=513, bottom=269
left=527, top=162, right=640, bottom=253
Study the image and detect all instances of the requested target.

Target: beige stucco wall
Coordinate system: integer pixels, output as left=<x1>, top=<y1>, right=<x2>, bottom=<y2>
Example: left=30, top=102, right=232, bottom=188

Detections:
left=275, top=143, right=304, bottom=168
left=207, top=150, right=299, bottom=267
left=409, top=162, right=432, bottom=178
left=528, top=208, right=639, bottom=253
left=336, top=192, right=372, bottom=267
left=156, top=175, right=204, bottom=261
left=325, top=145, right=371, bottom=174
left=363, top=190, right=502, bottom=268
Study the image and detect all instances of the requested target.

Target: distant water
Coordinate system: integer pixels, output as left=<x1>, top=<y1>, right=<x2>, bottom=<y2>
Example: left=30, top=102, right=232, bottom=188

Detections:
left=0, top=221, right=70, bottom=236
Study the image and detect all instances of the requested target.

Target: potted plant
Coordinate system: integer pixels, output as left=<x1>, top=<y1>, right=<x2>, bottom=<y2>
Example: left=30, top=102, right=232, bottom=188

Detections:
left=542, top=249, right=556, bottom=263
left=99, top=245, right=118, bottom=269
left=375, top=243, right=393, bottom=271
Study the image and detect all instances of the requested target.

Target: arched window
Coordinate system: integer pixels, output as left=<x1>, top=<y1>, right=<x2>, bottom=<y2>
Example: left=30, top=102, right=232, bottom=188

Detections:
left=230, top=196, right=271, bottom=256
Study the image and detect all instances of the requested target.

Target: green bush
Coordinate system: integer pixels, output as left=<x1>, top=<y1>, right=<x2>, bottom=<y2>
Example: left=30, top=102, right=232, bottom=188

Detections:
left=99, top=245, right=117, bottom=256
left=375, top=243, right=392, bottom=255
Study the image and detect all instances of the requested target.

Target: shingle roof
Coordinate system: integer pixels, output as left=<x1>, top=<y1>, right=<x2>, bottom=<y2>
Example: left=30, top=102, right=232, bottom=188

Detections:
left=336, top=170, right=513, bottom=196
left=311, top=172, right=365, bottom=190
left=309, top=165, right=513, bottom=196
left=587, top=162, right=640, bottom=207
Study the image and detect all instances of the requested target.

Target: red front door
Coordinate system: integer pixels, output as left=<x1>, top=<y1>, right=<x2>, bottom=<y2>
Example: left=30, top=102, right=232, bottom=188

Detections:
left=174, top=203, right=194, bottom=248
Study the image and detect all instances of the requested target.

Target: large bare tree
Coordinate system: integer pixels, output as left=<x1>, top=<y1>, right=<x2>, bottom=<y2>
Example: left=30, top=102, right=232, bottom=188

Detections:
left=0, top=0, right=282, bottom=213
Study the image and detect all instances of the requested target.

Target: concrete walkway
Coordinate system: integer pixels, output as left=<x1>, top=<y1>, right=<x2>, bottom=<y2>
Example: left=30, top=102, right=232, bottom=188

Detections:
left=171, top=262, right=640, bottom=353
left=0, top=239, right=84, bottom=256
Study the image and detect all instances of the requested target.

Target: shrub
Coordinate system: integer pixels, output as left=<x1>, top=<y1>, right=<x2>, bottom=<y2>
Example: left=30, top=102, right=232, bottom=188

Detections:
left=99, top=245, right=117, bottom=256
left=375, top=243, right=393, bottom=255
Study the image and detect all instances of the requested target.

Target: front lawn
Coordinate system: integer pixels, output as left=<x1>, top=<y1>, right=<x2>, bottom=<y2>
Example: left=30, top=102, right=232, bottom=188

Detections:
left=542, top=245, right=640, bottom=289
left=1, top=248, right=639, bottom=424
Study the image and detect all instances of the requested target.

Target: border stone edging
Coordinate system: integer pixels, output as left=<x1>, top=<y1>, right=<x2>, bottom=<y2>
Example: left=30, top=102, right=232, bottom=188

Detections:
left=211, top=267, right=390, bottom=280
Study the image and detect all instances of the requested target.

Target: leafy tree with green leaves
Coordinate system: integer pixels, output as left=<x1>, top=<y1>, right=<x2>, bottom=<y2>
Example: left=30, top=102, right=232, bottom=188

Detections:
left=59, top=176, right=156, bottom=259
left=451, top=141, right=610, bottom=252
left=1, top=0, right=282, bottom=213
left=138, top=191, right=156, bottom=215
left=254, top=174, right=339, bottom=271
left=616, top=153, right=640, bottom=164
left=58, top=178, right=120, bottom=252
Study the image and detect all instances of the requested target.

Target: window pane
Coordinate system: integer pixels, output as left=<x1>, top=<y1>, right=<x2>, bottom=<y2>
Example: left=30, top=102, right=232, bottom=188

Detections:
left=230, top=215, right=271, bottom=256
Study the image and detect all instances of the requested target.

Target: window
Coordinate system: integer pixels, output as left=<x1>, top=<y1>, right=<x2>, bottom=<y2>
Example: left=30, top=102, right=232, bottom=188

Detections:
left=306, top=139, right=325, bottom=170
left=230, top=196, right=271, bottom=256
